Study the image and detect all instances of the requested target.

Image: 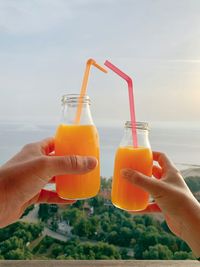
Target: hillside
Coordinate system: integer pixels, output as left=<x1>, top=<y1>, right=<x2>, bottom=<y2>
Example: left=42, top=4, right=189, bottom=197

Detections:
left=0, top=176, right=199, bottom=260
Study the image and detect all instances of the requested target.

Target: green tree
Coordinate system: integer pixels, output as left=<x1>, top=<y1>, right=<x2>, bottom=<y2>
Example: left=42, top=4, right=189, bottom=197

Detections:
left=28, top=222, right=43, bottom=239
left=179, top=239, right=192, bottom=252
left=120, top=248, right=130, bottom=259
left=38, top=204, right=49, bottom=222
left=95, top=242, right=121, bottom=259
left=56, top=255, right=67, bottom=260
left=101, top=177, right=112, bottom=190
left=72, top=217, right=96, bottom=238
left=139, top=231, right=159, bottom=250
left=88, top=196, right=104, bottom=213
left=38, top=204, right=57, bottom=222
left=143, top=215, right=159, bottom=227
left=20, top=204, right=35, bottom=218
left=73, top=200, right=84, bottom=209
left=101, top=220, right=111, bottom=233
left=50, top=220, right=58, bottom=231
left=143, top=244, right=173, bottom=260
left=134, top=226, right=160, bottom=259
left=134, top=216, right=145, bottom=225
left=107, top=231, right=119, bottom=245
left=161, top=220, right=171, bottom=233
left=14, top=229, right=32, bottom=243
left=33, top=236, right=55, bottom=254
left=51, top=244, right=63, bottom=258
left=173, top=251, right=194, bottom=260
left=62, top=208, right=83, bottom=226
left=158, top=233, right=178, bottom=253
left=118, top=227, right=133, bottom=247
left=132, top=223, right=146, bottom=239
left=0, top=236, right=23, bottom=254
left=5, top=248, right=32, bottom=260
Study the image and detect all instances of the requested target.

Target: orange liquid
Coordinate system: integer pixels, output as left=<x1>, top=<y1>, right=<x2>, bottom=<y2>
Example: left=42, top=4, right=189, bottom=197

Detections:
left=55, top=124, right=100, bottom=199
left=112, top=146, right=152, bottom=211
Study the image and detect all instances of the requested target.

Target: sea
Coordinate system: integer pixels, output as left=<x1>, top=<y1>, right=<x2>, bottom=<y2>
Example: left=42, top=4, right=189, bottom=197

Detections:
left=0, top=121, right=200, bottom=178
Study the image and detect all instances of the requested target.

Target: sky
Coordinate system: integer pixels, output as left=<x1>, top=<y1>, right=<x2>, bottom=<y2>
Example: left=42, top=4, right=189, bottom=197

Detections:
left=0, top=0, right=200, bottom=126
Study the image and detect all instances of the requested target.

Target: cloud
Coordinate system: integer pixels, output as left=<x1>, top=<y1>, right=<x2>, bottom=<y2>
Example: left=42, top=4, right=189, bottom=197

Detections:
left=0, top=0, right=200, bottom=124
left=0, top=0, right=117, bottom=35
left=0, top=0, right=73, bottom=34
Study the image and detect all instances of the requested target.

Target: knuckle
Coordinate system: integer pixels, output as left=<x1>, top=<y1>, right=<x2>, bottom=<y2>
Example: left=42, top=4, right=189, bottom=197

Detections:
left=66, top=155, right=79, bottom=170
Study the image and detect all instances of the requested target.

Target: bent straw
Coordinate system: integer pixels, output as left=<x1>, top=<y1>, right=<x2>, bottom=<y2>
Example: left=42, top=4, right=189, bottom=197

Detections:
left=74, top=59, right=107, bottom=124
left=104, top=60, right=138, bottom=147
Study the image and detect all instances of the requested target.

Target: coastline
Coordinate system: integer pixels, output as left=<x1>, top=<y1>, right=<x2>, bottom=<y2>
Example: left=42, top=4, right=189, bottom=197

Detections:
left=181, top=167, right=200, bottom=178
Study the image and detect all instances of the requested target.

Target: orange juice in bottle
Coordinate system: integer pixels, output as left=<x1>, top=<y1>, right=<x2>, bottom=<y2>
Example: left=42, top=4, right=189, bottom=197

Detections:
left=55, top=94, right=100, bottom=199
left=112, top=121, right=152, bottom=211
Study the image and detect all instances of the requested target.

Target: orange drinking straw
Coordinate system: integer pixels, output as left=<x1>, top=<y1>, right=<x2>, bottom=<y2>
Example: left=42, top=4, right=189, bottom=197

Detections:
left=104, top=60, right=138, bottom=147
left=74, top=59, right=107, bottom=124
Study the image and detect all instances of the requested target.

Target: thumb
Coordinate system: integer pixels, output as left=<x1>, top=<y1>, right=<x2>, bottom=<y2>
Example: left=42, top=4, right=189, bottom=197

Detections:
left=121, top=169, right=163, bottom=196
left=47, top=155, right=98, bottom=177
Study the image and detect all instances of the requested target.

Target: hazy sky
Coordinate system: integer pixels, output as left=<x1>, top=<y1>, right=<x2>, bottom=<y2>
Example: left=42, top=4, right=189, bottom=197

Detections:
left=1, top=0, right=200, bottom=126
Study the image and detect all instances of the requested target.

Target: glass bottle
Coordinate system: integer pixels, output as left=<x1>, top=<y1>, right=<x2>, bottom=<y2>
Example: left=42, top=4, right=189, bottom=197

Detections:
left=55, top=94, right=100, bottom=199
left=111, top=121, right=153, bottom=211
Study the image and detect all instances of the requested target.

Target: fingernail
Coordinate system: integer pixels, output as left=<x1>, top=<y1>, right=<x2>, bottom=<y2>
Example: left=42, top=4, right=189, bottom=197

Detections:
left=87, top=157, right=97, bottom=169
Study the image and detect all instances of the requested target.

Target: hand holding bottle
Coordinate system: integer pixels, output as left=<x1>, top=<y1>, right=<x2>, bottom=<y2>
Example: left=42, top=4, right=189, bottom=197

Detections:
left=0, top=138, right=97, bottom=228
left=121, top=151, right=200, bottom=257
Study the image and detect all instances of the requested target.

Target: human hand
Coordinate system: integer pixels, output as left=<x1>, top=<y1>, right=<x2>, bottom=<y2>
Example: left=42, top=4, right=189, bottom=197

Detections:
left=121, top=152, right=200, bottom=256
left=0, top=138, right=97, bottom=228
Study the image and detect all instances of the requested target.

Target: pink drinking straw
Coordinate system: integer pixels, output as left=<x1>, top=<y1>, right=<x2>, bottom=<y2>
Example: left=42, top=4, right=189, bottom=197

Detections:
left=104, top=60, right=138, bottom=147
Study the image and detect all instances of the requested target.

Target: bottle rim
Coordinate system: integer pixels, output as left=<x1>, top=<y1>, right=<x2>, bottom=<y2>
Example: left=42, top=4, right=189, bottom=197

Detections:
left=61, top=94, right=91, bottom=105
left=125, top=121, right=149, bottom=131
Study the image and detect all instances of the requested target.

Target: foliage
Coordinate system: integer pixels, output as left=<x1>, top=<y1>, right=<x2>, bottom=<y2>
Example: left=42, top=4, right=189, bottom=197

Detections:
left=34, top=237, right=121, bottom=260
left=143, top=244, right=173, bottom=259
left=38, top=204, right=58, bottom=222
left=101, top=177, right=112, bottom=190
left=20, top=204, right=35, bottom=218
left=0, top=222, right=43, bottom=260
left=173, top=251, right=195, bottom=260
left=185, top=176, right=200, bottom=193
left=0, top=177, right=196, bottom=260
left=62, top=208, right=82, bottom=226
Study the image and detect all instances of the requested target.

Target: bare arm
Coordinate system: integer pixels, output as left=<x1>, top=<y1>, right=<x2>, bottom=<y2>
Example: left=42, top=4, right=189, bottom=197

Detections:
left=121, top=151, right=200, bottom=257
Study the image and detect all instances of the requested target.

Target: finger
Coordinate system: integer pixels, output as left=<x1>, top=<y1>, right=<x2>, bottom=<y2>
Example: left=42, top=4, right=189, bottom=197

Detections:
left=130, top=203, right=161, bottom=214
left=153, top=151, right=177, bottom=171
left=47, top=155, right=98, bottom=177
left=121, top=169, right=163, bottom=196
left=39, top=137, right=55, bottom=155
left=152, top=165, right=162, bottom=179
left=36, top=189, right=76, bottom=204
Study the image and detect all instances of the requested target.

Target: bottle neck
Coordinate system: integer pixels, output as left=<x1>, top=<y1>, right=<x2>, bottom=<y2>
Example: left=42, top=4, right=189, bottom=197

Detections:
left=61, top=94, right=94, bottom=125
left=120, top=121, right=151, bottom=148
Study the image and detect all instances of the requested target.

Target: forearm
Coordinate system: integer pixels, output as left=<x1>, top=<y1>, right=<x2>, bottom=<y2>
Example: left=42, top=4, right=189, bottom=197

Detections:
left=181, top=198, right=200, bottom=257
